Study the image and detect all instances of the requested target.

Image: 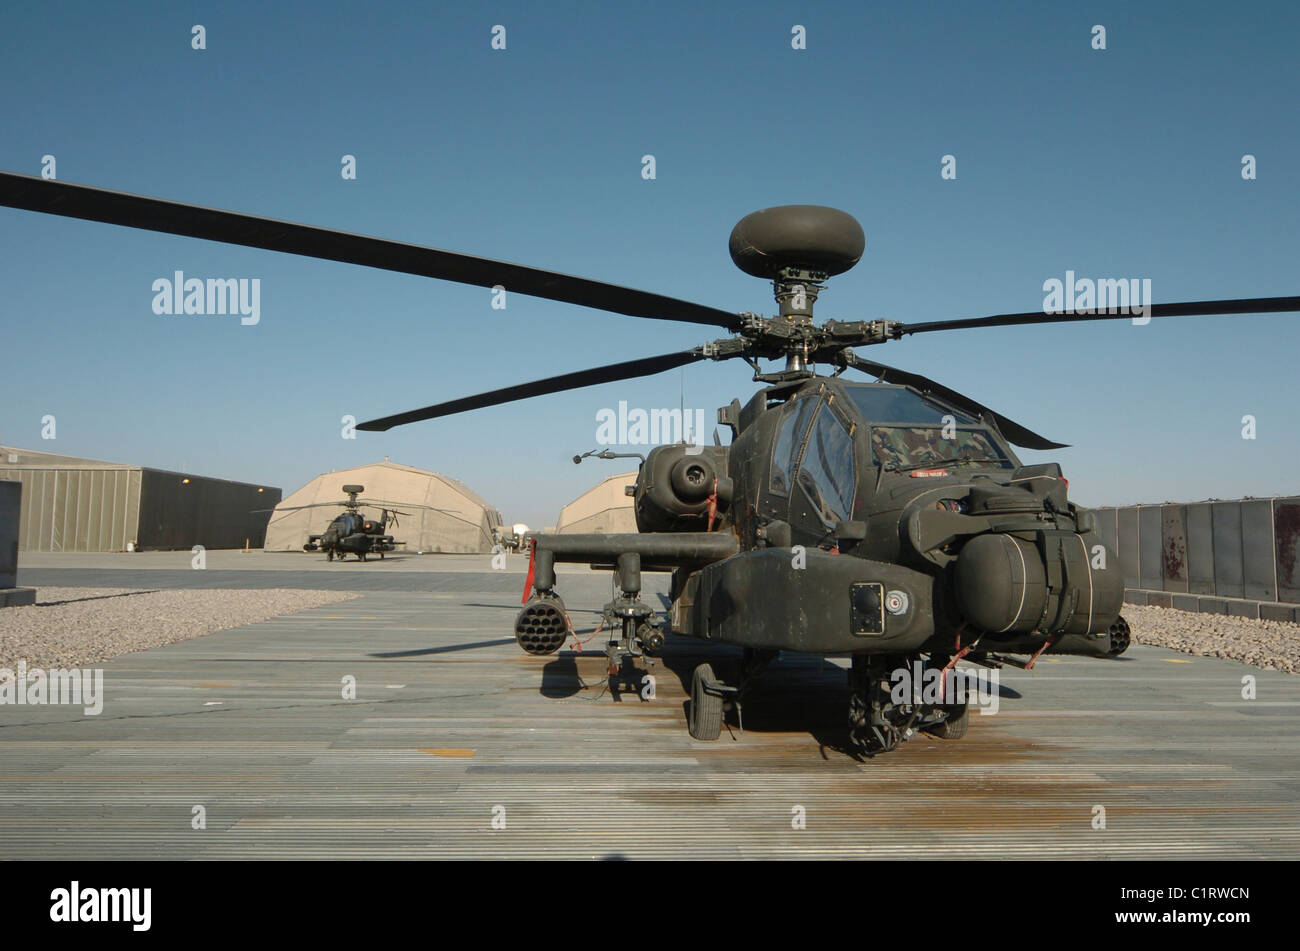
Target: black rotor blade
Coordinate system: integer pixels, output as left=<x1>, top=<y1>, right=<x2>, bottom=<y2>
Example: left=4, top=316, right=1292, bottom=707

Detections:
left=356, top=500, right=444, bottom=515
left=253, top=502, right=345, bottom=513
left=0, top=171, right=742, bottom=331
left=358, top=349, right=707, bottom=431
left=841, top=352, right=1068, bottom=451
left=899, top=296, right=1300, bottom=336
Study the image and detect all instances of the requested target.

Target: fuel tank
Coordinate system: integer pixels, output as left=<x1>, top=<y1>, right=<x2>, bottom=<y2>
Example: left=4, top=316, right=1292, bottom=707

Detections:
left=953, top=530, right=1124, bottom=635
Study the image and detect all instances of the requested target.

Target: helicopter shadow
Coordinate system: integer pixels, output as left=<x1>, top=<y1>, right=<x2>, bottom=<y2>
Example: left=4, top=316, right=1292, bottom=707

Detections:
left=656, top=641, right=1027, bottom=759
left=463, top=602, right=603, bottom=615
left=540, top=652, right=592, bottom=699
left=656, top=642, right=860, bottom=756
left=368, top=638, right=516, bottom=658
left=38, top=589, right=161, bottom=607
left=539, top=646, right=657, bottom=701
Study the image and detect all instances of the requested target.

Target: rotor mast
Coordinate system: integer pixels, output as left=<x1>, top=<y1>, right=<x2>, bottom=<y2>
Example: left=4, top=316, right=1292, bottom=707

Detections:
left=772, top=265, right=826, bottom=373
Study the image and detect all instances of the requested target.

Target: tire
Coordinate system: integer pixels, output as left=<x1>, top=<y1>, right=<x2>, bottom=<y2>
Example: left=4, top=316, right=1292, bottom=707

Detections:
left=326, top=549, right=334, bottom=562
left=689, top=663, right=724, bottom=741
left=927, top=704, right=969, bottom=739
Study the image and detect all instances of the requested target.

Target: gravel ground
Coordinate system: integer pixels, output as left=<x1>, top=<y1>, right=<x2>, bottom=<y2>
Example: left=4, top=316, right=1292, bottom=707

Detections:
left=1125, top=604, right=1300, bottom=673
left=0, top=587, right=359, bottom=670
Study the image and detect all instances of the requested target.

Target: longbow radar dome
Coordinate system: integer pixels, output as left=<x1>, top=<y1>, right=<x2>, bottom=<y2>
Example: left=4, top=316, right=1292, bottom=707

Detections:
left=728, top=205, right=866, bottom=279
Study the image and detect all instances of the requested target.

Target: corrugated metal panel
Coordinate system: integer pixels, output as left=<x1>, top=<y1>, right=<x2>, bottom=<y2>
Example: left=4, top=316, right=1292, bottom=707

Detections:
left=1241, top=500, right=1276, bottom=601
left=29, top=471, right=42, bottom=550
left=1117, top=506, right=1139, bottom=589
left=137, top=469, right=280, bottom=550
left=26, top=471, right=40, bottom=550
left=48, top=471, right=62, bottom=551
left=4, top=451, right=285, bottom=552
left=11, top=472, right=26, bottom=550
left=126, top=469, right=141, bottom=548
left=39, top=471, right=50, bottom=548
left=53, top=470, right=66, bottom=550
left=96, top=469, right=110, bottom=550
left=74, top=470, right=88, bottom=549
left=106, top=469, right=119, bottom=548
left=1275, top=497, right=1300, bottom=604
left=0, top=465, right=141, bottom=552
left=56, top=471, right=70, bottom=550
left=1160, top=504, right=1189, bottom=592
left=1185, top=503, right=1214, bottom=595
left=53, top=470, right=67, bottom=551
left=1211, top=502, right=1244, bottom=599
left=83, top=470, right=97, bottom=549
left=1138, top=506, right=1163, bottom=590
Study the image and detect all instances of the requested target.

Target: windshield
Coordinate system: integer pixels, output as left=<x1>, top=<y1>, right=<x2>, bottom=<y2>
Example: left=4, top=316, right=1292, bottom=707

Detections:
left=870, top=426, right=1010, bottom=470
left=797, top=404, right=856, bottom=525
left=844, top=384, right=973, bottom=425
left=769, top=397, right=818, bottom=496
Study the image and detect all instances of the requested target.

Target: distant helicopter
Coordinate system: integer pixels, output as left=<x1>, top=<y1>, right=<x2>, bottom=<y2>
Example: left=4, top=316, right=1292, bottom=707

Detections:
left=492, top=523, right=533, bottom=553
left=3, top=171, right=1294, bottom=755
left=262, top=484, right=409, bottom=562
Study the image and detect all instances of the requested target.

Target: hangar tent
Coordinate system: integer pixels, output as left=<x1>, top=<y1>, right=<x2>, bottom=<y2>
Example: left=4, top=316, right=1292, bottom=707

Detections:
left=264, top=461, right=503, bottom=553
left=554, top=471, right=638, bottom=534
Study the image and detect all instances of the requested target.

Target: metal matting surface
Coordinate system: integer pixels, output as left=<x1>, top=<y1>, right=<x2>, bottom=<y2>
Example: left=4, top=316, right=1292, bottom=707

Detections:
left=2, top=554, right=1298, bottom=859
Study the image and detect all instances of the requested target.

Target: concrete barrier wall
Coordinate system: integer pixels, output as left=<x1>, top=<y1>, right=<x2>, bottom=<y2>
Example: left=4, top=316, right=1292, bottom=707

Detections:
left=1, top=480, right=36, bottom=606
left=1097, top=497, right=1300, bottom=621
left=0, top=480, right=19, bottom=588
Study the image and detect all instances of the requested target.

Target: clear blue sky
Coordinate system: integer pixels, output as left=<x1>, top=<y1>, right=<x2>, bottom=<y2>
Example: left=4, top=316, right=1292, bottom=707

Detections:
left=2, top=0, right=1297, bottom=528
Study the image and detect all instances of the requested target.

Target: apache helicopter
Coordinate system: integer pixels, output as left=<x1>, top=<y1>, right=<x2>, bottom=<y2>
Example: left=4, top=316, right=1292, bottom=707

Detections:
left=260, top=484, right=409, bottom=562
left=3, top=171, right=1296, bottom=754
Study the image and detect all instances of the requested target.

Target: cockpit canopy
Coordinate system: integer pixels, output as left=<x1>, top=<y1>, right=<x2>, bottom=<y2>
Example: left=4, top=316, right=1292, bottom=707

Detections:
left=842, top=384, right=974, bottom=425
left=842, top=383, right=1014, bottom=472
left=767, top=382, right=1018, bottom=529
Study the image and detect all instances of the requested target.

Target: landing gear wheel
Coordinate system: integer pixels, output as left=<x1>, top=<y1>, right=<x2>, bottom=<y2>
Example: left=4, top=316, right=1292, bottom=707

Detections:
left=1107, top=616, right=1131, bottom=657
left=926, top=704, right=969, bottom=739
left=854, top=721, right=901, bottom=755
left=689, top=663, right=724, bottom=741
left=326, top=549, right=334, bottom=562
